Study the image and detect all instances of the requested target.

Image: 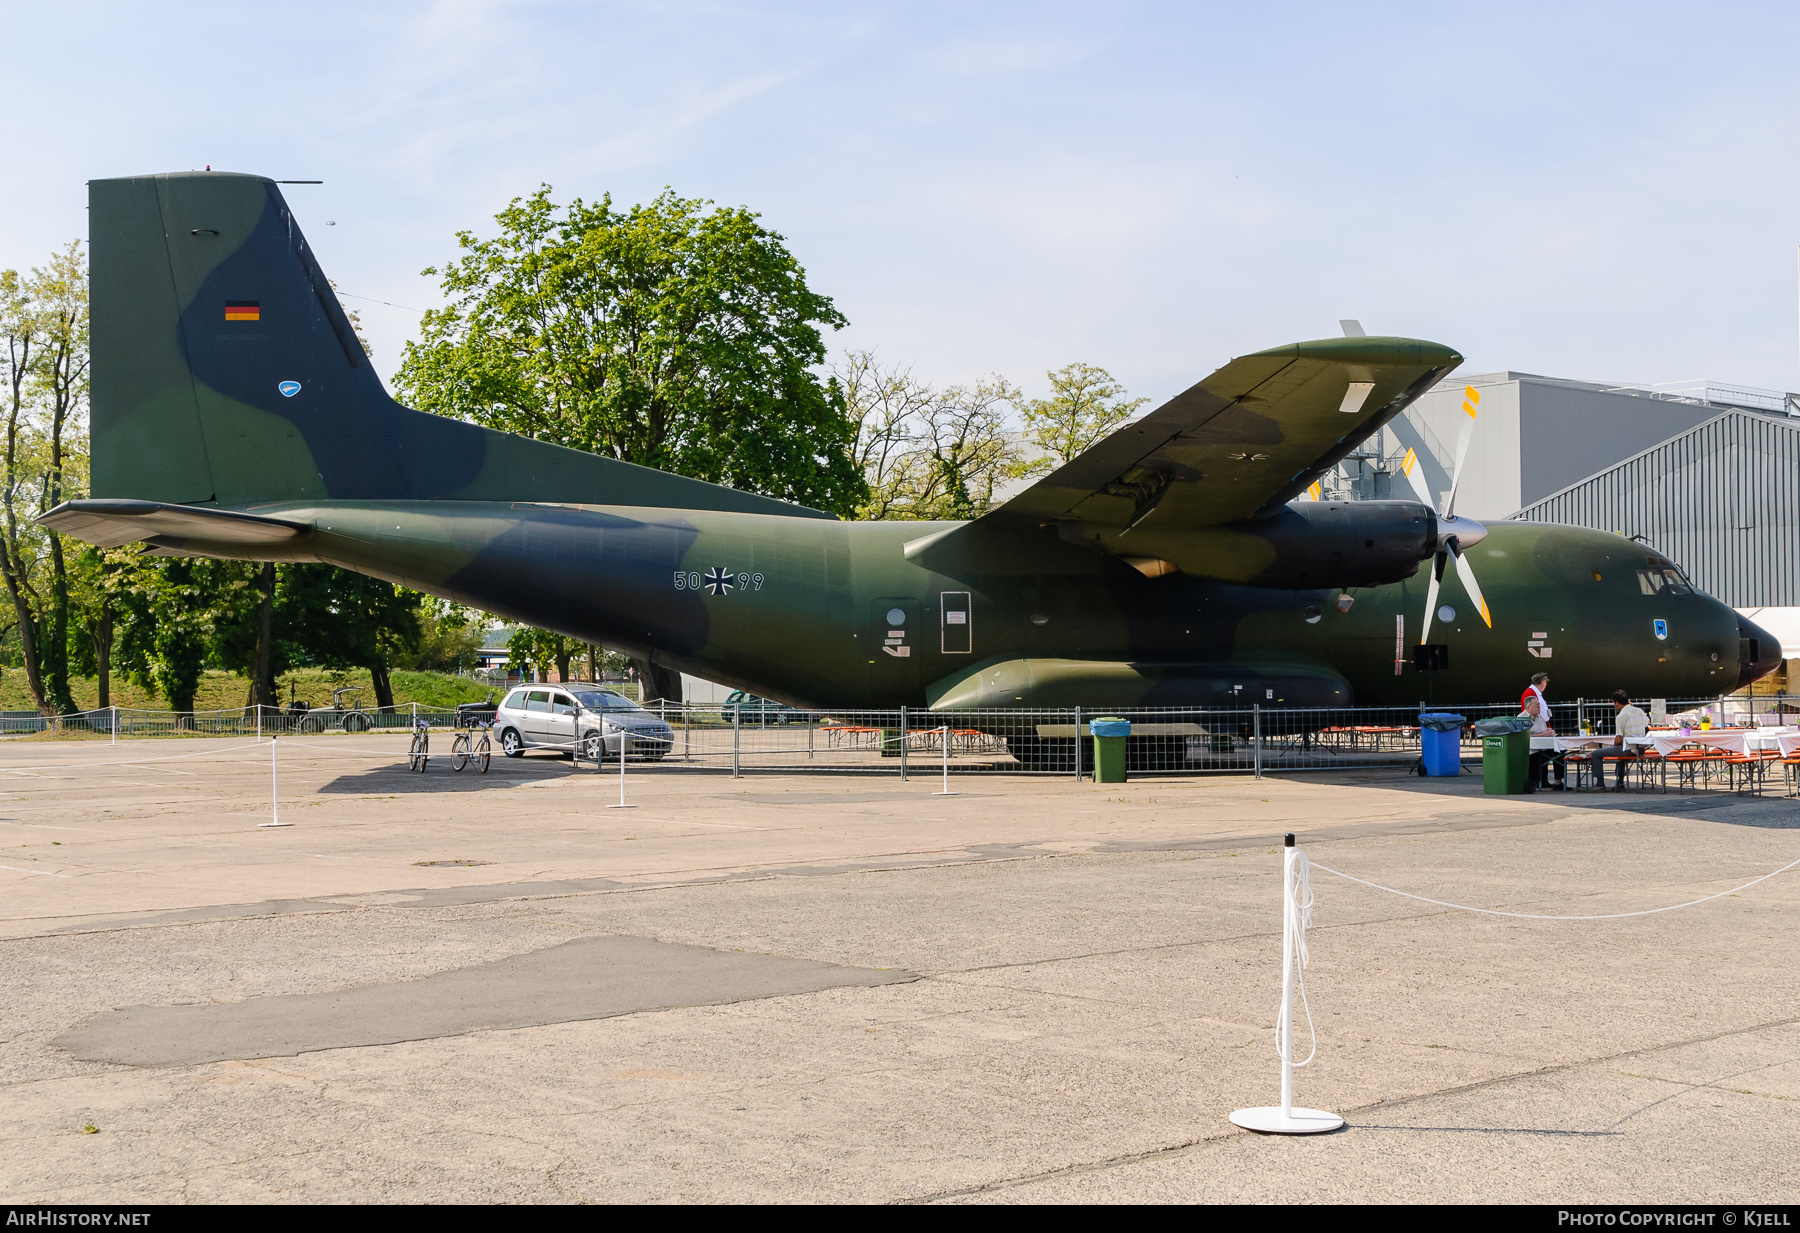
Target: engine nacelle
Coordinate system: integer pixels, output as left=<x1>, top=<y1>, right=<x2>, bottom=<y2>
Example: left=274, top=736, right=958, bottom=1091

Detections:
left=1089, top=500, right=1436, bottom=589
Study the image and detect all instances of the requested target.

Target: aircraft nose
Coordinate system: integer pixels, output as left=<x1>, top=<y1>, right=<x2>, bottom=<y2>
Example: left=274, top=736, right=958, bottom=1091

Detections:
left=1736, top=611, right=1783, bottom=689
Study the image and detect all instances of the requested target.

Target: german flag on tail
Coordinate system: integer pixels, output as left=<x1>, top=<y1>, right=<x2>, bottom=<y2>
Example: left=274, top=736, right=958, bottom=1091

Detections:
left=224, top=300, right=260, bottom=322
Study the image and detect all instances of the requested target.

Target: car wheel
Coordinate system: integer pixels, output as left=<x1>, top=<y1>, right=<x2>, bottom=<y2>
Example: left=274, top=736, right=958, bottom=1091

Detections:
left=500, top=728, right=524, bottom=758
left=580, top=731, right=603, bottom=765
left=343, top=713, right=370, bottom=733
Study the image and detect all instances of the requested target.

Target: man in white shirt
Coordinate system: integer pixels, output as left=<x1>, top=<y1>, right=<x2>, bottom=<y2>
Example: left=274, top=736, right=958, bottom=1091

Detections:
left=1592, top=690, right=1649, bottom=791
left=1523, top=696, right=1565, bottom=790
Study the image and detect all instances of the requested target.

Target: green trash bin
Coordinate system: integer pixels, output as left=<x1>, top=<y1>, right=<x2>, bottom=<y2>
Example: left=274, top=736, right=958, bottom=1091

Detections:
left=1091, top=717, right=1130, bottom=783
left=1482, top=730, right=1530, bottom=794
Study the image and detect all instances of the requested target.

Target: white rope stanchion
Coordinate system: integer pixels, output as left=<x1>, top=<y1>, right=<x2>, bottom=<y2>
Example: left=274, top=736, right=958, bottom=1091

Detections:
left=259, top=733, right=290, bottom=828
left=1231, top=833, right=1342, bottom=1135
left=934, top=725, right=958, bottom=796
left=609, top=729, right=635, bottom=809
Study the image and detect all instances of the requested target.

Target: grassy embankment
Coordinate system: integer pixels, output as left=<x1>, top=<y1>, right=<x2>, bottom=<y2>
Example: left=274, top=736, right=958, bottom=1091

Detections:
left=0, top=668, right=501, bottom=714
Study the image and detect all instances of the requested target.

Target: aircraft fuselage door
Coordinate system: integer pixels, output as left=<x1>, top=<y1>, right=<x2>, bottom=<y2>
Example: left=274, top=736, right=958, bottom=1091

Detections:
left=941, top=591, right=972, bottom=654
left=868, top=597, right=920, bottom=697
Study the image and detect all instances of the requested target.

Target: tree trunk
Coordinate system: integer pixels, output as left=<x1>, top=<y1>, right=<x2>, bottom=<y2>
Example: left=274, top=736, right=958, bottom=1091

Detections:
left=43, top=532, right=73, bottom=714
left=251, top=563, right=274, bottom=709
left=633, top=657, right=682, bottom=704
left=586, top=643, right=597, bottom=681
left=95, top=598, right=112, bottom=710
left=555, top=644, right=572, bottom=683
left=371, top=660, right=395, bottom=712
left=0, top=573, right=45, bottom=713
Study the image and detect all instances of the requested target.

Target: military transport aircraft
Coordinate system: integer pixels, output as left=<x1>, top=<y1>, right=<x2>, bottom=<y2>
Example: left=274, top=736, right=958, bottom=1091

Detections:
left=43, top=172, right=1780, bottom=732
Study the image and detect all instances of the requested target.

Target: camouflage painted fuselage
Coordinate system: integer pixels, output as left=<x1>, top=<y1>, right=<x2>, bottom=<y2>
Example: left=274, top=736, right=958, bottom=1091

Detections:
left=216, top=500, right=1769, bottom=709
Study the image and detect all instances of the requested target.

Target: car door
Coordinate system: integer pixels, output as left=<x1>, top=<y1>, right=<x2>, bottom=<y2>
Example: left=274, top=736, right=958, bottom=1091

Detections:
left=521, top=689, right=552, bottom=743
left=544, top=691, right=579, bottom=753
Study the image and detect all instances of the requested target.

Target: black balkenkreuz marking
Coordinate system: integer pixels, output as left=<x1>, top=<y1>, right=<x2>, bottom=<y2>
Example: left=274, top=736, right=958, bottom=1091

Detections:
left=704, top=567, right=734, bottom=595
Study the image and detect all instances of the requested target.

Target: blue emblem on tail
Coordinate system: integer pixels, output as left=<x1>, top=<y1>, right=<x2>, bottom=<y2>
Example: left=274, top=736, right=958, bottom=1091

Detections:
left=278, top=380, right=301, bottom=398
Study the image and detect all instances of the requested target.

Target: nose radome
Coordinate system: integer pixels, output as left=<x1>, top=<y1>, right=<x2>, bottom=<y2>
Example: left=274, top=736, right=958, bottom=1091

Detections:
left=1736, top=611, right=1783, bottom=689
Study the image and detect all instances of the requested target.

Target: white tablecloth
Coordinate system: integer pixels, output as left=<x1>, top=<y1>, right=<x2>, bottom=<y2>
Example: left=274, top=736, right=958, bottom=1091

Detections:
left=1530, top=730, right=1769, bottom=756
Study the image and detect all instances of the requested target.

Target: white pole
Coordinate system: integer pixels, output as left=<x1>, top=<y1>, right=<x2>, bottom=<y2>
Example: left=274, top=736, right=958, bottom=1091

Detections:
left=1280, top=842, right=1296, bottom=1117
left=111, top=705, right=117, bottom=746
left=610, top=729, right=635, bottom=808
left=934, top=725, right=958, bottom=796
left=1228, top=834, right=1338, bottom=1134
left=260, top=734, right=291, bottom=827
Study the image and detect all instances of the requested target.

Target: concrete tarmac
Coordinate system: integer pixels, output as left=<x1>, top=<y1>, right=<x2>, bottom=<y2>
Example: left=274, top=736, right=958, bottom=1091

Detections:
left=1, top=734, right=1796, bottom=1203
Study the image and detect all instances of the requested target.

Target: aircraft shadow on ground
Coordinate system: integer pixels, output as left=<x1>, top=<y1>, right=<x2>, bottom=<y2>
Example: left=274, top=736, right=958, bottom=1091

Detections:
left=315, top=755, right=597, bottom=793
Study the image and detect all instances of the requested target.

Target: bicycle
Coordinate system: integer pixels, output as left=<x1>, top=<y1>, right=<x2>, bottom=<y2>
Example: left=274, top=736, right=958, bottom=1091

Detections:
left=408, top=718, right=430, bottom=772
left=451, top=720, right=491, bottom=773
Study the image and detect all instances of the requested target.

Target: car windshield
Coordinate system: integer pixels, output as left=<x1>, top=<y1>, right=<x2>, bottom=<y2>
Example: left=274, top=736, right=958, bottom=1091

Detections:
left=571, top=690, right=639, bottom=712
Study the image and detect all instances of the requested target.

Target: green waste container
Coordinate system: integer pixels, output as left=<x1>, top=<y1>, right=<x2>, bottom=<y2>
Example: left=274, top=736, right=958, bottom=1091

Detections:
left=1091, top=717, right=1130, bottom=783
left=1482, top=730, right=1530, bottom=794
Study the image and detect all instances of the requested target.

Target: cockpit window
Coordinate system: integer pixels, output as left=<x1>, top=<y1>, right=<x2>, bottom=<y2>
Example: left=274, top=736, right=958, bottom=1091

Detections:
left=1637, top=568, right=1692, bottom=597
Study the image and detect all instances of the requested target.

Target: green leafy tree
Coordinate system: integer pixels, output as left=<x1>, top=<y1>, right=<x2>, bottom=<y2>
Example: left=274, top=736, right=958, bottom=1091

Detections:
left=397, top=185, right=864, bottom=703
left=395, top=185, right=864, bottom=513
left=275, top=566, right=422, bottom=711
left=1015, top=362, right=1147, bottom=476
left=0, top=243, right=89, bottom=714
left=393, top=598, right=486, bottom=673
left=836, top=351, right=1023, bottom=521
left=506, top=626, right=578, bottom=683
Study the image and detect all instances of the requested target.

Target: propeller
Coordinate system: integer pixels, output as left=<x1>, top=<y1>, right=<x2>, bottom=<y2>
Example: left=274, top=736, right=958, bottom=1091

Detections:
left=1399, top=385, right=1492, bottom=646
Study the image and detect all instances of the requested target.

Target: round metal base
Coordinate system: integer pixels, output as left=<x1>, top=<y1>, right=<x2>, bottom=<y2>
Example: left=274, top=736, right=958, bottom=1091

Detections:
left=1229, top=1106, right=1344, bottom=1135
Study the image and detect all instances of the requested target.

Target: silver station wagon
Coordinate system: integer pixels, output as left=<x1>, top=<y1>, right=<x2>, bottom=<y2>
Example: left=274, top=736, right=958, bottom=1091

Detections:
left=492, top=683, right=674, bottom=762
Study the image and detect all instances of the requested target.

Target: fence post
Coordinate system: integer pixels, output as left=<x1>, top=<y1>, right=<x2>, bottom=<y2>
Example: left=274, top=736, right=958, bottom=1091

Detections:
left=1254, top=704, right=1263, bottom=780
left=1073, top=707, right=1082, bottom=781
left=808, top=720, right=815, bottom=760
left=732, top=707, right=741, bottom=778
left=899, top=705, right=909, bottom=782
left=1577, top=696, right=1585, bottom=734
left=112, top=705, right=118, bottom=746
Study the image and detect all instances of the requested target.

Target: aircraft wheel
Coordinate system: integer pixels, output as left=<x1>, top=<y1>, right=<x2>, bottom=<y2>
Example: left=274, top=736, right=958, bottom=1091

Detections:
left=500, top=728, right=524, bottom=758
left=343, top=713, right=371, bottom=733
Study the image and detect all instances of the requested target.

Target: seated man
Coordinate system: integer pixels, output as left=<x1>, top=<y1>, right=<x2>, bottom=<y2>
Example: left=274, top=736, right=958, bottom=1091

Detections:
left=1523, top=696, right=1566, bottom=791
left=1591, top=690, right=1650, bottom=791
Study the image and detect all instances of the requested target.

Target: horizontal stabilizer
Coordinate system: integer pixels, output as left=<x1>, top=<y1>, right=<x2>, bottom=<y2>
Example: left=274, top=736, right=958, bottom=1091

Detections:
left=38, top=500, right=308, bottom=549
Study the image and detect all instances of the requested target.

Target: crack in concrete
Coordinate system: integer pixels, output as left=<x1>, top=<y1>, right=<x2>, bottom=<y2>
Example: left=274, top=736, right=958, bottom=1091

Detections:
left=897, top=1009, right=1800, bottom=1203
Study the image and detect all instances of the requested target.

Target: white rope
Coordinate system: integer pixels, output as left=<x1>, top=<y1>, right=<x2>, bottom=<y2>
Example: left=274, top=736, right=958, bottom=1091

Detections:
left=0, top=739, right=274, bottom=771
left=1309, top=857, right=1800, bottom=921
left=1276, top=850, right=1318, bottom=1068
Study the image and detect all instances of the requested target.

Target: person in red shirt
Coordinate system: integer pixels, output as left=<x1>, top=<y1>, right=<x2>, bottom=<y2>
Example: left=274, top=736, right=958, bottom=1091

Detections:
left=1520, top=672, right=1550, bottom=732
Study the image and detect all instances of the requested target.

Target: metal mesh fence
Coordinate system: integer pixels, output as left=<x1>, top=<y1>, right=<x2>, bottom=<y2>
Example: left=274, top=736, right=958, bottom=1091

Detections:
left=0, top=696, right=1776, bottom=780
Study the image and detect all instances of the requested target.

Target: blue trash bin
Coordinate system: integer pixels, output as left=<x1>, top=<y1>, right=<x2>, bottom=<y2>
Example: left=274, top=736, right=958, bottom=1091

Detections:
left=1418, top=713, right=1467, bottom=776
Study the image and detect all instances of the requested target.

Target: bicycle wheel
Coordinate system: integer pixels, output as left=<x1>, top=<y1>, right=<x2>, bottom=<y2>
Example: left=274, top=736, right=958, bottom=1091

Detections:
left=475, top=734, right=490, bottom=773
left=409, top=731, right=428, bottom=772
left=450, top=732, right=469, bottom=772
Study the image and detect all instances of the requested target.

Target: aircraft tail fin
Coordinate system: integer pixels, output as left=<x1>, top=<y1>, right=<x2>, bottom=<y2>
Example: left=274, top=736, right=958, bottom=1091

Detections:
left=87, top=172, right=832, bottom=518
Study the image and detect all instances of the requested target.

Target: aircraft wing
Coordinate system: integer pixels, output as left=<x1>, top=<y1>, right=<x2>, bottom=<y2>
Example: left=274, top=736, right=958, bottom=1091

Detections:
left=984, top=336, right=1461, bottom=533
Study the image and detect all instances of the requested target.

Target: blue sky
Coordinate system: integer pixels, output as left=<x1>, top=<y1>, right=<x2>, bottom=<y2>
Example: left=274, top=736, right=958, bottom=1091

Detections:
left=7, top=1, right=1800, bottom=405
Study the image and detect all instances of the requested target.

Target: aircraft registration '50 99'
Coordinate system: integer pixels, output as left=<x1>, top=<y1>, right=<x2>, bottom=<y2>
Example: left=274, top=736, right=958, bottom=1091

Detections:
left=43, top=172, right=1780, bottom=715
